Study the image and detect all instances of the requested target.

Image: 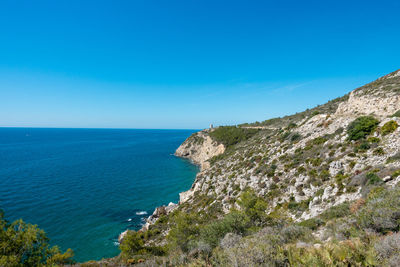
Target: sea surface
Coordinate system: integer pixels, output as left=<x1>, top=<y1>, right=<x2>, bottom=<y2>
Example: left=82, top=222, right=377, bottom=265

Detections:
left=0, top=128, right=199, bottom=262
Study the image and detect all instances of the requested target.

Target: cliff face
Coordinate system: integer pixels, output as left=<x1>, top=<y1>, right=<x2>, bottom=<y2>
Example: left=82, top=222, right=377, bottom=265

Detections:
left=175, top=129, right=225, bottom=171
left=122, top=68, right=400, bottom=247
left=118, top=69, right=400, bottom=266
left=174, top=69, right=400, bottom=217
left=174, top=129, right=225, bottom=203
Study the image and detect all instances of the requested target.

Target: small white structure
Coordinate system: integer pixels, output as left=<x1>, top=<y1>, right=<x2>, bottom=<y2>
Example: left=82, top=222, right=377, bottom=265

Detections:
left=210, top=124, right=214, bottom=129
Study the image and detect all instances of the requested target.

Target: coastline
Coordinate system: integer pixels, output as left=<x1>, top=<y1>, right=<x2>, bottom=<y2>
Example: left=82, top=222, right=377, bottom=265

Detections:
left=119, top=129, right=224, bottom=242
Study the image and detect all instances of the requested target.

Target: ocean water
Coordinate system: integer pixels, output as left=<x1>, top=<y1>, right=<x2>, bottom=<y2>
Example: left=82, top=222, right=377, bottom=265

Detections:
left=0, top=128, right=199, bottom=262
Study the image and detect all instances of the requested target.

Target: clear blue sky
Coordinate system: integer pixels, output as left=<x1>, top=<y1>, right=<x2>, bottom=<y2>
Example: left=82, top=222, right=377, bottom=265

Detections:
left=1, top=0, right=399, bottom=129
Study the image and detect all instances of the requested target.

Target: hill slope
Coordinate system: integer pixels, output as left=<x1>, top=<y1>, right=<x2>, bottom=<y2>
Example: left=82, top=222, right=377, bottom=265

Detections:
left=115, top=69, right=400, bottom=266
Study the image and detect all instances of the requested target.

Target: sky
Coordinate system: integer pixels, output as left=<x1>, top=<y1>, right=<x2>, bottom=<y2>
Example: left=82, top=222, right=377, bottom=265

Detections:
left=0, top=0, right=399, bottom=129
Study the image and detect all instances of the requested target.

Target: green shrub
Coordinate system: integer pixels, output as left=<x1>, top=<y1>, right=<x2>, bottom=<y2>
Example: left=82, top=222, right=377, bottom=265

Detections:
left=199, top=211, right=248, bottom=249
left=312, top=136, right=328, bottom=145
left=367, top=137, right=381, bottom=143
left=358, top=141, right=370, bottom=150
left=373, top=147, right=385, bottom=156
left=237, top=189, right=269, bottom=226
left=320, top=202, right=351, bottom=221
left=381, top=120, right=398, bottom=135
left=347, top=116, right=379, bottom=140
left=291, top=132, right=302, bottom=142
left=357, top=187, right=400, bottom=233
left=167, top=212, right=201, bottom=252
left=209, top=126, right=259, bottom=148
left=392, top=110, right=400, bottom=117
left=298, top=218, right=324, bottom=230
left=386, top=152, right=400, bottom=163
left=391, top=170, right=400, bottom=179
left=366, top=172, right=382, bottom=185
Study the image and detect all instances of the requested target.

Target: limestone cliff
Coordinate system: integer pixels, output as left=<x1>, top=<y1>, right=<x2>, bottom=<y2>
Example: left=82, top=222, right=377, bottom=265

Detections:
left=121, top=69, right=400, bottom=248
left=175, top=129, right=225, bottom=171
left=174, top=69, right=400, bottom=217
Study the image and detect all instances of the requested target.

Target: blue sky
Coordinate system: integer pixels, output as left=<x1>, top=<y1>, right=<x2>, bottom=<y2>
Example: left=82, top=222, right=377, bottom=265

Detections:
left=1, top=0, right=399, bottom=129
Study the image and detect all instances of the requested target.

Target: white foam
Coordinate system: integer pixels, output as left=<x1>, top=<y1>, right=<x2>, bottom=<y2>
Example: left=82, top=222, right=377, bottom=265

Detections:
left=127, top=218, right=132, bottom=222
left=135, top=211, right=148, bottom=215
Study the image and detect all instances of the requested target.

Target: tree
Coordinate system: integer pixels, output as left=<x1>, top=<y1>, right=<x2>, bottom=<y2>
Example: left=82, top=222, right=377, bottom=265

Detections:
left=0, top=210, right=74, bottom=266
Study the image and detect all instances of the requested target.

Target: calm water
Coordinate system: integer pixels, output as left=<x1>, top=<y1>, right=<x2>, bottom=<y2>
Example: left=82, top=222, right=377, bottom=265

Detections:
left=0, top=128, right=198, bottom=262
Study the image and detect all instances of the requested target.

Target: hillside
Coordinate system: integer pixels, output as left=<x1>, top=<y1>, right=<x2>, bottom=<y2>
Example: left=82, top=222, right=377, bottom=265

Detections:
left=104, top=69, right=400, bottom=266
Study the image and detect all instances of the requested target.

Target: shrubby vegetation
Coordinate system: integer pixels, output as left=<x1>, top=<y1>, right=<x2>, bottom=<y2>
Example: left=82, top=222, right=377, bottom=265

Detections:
left=392, top=110, right=400, bottom=117
left=381, top=120, right=398, bottom=135
left=209, top=126, right=259, bottom=148
left=347, top=116, right=379, bottom=141
left=119, top=185, right=400, bottom=266
left=0, top=210, right=74, bottom=266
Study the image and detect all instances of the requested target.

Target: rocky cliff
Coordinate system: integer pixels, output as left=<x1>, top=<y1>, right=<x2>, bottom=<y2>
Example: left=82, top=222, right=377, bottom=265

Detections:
left=175, top=129, right=225, bottom=170
left=176, top=69, right=400, bottom=218
left=118, top=69, right=400, bottom=266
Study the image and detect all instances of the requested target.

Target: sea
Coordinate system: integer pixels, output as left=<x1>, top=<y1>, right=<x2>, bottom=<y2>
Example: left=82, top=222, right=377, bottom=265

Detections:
left=0, top=128, right=199, bottom=262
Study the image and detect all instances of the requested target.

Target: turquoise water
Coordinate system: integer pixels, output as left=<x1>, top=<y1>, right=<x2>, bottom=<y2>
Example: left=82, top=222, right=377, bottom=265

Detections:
left=0, top=128, right=198, bottom=262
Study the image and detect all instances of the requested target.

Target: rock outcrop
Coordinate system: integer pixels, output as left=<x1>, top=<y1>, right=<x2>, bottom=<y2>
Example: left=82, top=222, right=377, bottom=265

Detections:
left=175, top=129, right=225, bottom=170
left=120, top=69, right=400, bottom=249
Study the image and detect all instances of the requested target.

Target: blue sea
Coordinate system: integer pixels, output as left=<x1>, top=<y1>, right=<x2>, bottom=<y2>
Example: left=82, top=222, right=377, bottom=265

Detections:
left=0, top=128, right=199, bottom=262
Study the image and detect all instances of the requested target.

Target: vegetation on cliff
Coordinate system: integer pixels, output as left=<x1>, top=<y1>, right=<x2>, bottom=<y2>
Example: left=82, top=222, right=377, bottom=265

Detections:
left=117, top=69, right=400, bottom=266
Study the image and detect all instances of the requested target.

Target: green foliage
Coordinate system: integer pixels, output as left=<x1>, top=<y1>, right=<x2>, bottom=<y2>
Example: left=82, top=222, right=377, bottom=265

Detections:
left=199, top=211, right=248, bottom=249
left=357, top=187, right=400, bottom=233
left=392, top=110, right=400, bottom=117
left=386, top=152, right=400, bottom=163
left=237, top=189, right=269, bottom=227
left=120, top=231, right=145, bottom=259
left=391, top=169, right=400, bottom=179
left=373, top=147, right=385, bottom=156
left=290, top=132, right=302, bottom=142
left=312, top=136, right=328, bottom=145
left=381, top=120, right=398, bottom=135
left=347, top=116, right=379, bottom=140
left=298, top=218, right=324, bottom=230
left=358, top=141, right=370, bottom=150
left=209, top=126, right=258, bottom=148
left=366, top=172, right=382, bottom=185
left=320, top=202, right=351, bottom=221
left=367, top=137, right=381, bottom=143
left=166, top=212, right=202, bottom=253
left=0, top=210, right=74, bottom=266
left=287, top=239, right=377, bottom=266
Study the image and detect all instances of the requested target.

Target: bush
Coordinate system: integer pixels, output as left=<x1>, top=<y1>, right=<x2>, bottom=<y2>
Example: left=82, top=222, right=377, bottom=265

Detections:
left=298, top=218, right=324, bottom=230
left=373, top=147, right=385, bottom=156
left=392, top=110, right=400, bottom=117
left=366, top=172, right=382, bottom=185
left=358, top=141, right=371, bottom=150
left=367, top=137, right=381, bottom=143
left=290, top=132, right=302, bottom=142
left=357, top=188, right=400, bottom=233
left=347, top=116, right=379, bottom=140
left=166, top=212, right=201, bottom=253
left=237, top=189, right=269, bottom=227
left=199, top=211, right=249, bottom=249
left=320, top=202, right=351, bottom=221
left=381, top=120, right=398, bottom=135
left=312, top=136, right=328, bottom=145
left=374, top=232, right=400, bottom=264
left=287, top=239, right=377, bottom=266
left=209, top=126, right=259, bottom=147
left=391, top=170, right=400, bottom=179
